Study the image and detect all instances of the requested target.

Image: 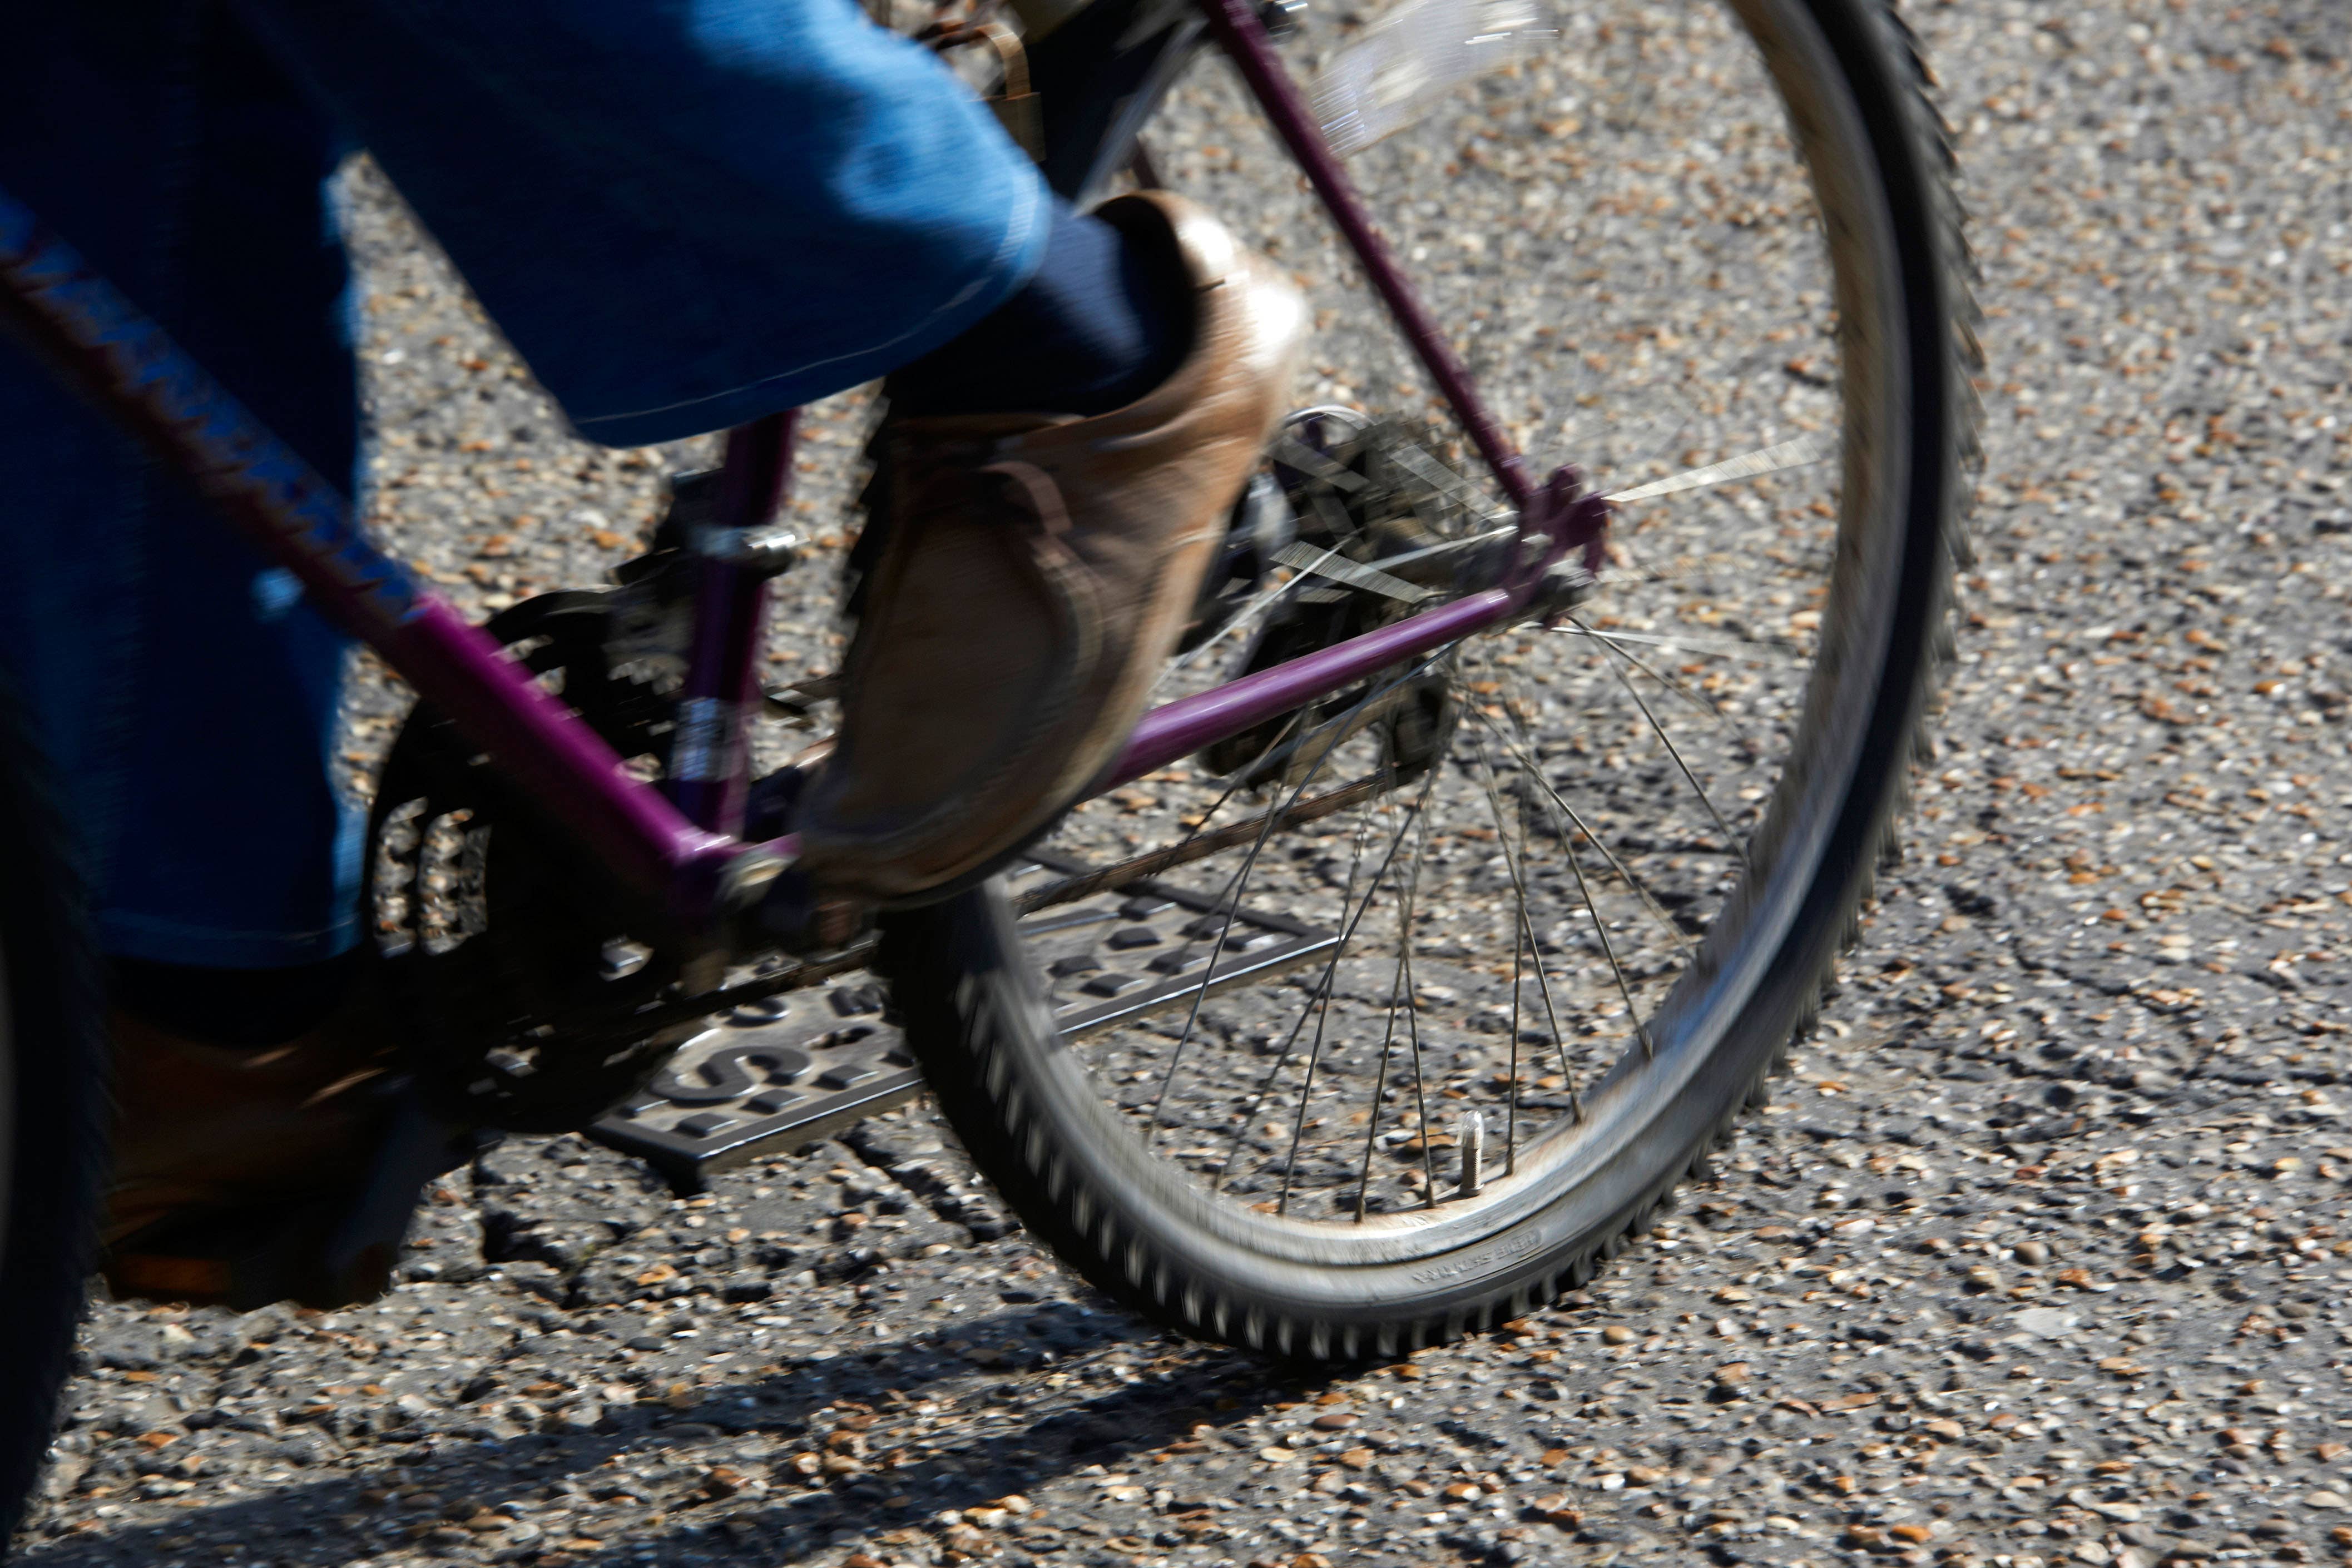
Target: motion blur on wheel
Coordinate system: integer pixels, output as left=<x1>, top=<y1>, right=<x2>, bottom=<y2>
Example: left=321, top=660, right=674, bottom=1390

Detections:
left=879, top=0, right=1978, bottom=1356
left=0, top=675, right=110, bottom=1542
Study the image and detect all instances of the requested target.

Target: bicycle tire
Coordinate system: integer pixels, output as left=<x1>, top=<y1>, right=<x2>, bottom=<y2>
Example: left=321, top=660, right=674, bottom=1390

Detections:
left=879, top=0, right=1978, bottom=1356
left=0, top=669, right=109, bottom=1545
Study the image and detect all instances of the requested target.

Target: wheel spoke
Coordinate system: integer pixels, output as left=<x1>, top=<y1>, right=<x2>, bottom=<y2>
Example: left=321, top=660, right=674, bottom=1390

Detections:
left=1146, top=765, right=1339, bottom=1139
left=1215, top=782, right=1428, bottom=1193
left=1470, top=732, right=1567, bottom=1154
left=1553, top=622, right=1806, bottom=666
left=1151, top=547, right=1344, bottom=696
left=1569, top=821, right=1652, bottom=1056
left=1582, top=629, right=1749, bottom=860
left=1552, top=622, right=1733, bottom=723
left=1275, top=798, right=1378, bottom=1214
left=1469, top=704, right=1657, bottom=1056
left=1097, top=718, right=1284, bottom=871
left=1209, top=647, right=1427, bottom=789
left=1604, top=434, right=1824, bottom=504
left=1147, top=651, right=1456, bottom=1142
left=1470, top=728, right=1575, bottom=1058
left=1472, top=702, right=1695, bottom=959
left=1019, top=767, right=1386, bottom=914
left=1389, top=778, right=1443, bottom=1208
left=1346, top=777, right=1452, bottom=1220
left=1500, top=723, right=1658, bottom=1060
left=1504, top=825, right=1523, bottom=1174
left=1267, top=982, right=1341, bottom=1208
left=1351, top=866, right=1412, bottom=1219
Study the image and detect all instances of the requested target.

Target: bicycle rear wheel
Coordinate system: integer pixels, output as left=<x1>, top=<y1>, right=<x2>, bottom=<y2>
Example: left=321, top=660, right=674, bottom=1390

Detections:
left=0, top=671, right=108, bottom=1540
left=880, top=0, right=1976, bottom=1354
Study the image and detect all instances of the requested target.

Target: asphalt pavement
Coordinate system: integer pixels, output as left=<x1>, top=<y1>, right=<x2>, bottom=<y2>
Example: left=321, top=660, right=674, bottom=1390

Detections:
left=13, top=1, right=2352, bottom=1566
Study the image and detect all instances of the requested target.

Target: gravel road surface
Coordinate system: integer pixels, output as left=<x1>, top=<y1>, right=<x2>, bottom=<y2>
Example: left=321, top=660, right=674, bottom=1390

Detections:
left=14, top=2, right=2352, bottom=1567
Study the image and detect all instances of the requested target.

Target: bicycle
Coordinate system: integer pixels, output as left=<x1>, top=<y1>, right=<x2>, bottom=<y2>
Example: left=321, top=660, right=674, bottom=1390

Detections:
left=1, top=0, right=1974, bottom=1534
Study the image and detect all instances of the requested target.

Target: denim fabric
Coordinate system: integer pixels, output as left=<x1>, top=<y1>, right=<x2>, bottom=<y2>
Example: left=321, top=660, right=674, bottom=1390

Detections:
left=0, top=1, right=1047, bottom=966
left=893, top=199, right=1188, bottom=417
left=239, top=0, right=1051, bottom=445
left=0, top=6, right=365, bottom=966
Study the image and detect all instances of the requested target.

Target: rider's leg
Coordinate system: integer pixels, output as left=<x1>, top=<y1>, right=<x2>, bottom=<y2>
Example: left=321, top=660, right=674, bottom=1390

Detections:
left=890, top=200, right=1192, bottom=419
left=0, top=0, right=1294, bottom=1304
left=0, top=12, right=365, bottom=981
left=234, top=0, right=1062, bottom=444
left=0, top=9, right=398, bottom=1300
left=238, top=0, right=1304, bottom=902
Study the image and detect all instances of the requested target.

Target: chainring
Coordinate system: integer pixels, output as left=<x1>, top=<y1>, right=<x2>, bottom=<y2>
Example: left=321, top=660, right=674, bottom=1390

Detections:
left=366, top=587, right=715, bottom=1133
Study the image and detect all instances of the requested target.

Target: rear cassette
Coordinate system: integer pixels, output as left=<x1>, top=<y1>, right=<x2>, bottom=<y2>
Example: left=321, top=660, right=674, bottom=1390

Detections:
left=1197, top=408, right=1484, bottom=783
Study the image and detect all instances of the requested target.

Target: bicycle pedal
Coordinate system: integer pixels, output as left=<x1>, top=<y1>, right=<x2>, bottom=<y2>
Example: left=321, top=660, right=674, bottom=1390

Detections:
left=597, top=852, right=1332, bottom=1192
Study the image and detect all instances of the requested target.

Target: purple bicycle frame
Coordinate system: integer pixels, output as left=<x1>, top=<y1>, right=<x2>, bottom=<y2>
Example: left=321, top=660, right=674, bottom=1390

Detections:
left=0, top=0, right=1596, bottom=929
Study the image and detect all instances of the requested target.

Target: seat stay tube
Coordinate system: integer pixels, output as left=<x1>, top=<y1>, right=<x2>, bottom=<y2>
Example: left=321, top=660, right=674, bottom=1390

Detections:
left=0, top=185, right=741, bottom=922
left=1192, top=0, right=1539, bottom=520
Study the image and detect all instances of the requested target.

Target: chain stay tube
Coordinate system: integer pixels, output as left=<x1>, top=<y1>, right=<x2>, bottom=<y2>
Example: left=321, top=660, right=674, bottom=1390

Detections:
left=1101, top=470, right=1601, bottom=788
left=0, top=184, right=739, bottom=922
left=752, top=469, right=1596, bottom=887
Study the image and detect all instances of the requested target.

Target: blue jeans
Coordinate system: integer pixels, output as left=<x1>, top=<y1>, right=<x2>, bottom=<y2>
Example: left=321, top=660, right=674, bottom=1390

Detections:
left=0, top=2, right=1047, bottom=966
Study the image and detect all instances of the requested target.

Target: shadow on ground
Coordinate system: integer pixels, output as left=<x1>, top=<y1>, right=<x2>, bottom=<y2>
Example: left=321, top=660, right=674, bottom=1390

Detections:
left=23, top=1304, right=1323, bottom=1567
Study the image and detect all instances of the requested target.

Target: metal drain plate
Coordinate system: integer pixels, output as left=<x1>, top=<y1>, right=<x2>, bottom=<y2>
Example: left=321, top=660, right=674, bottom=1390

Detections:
left=591, top=855, right=1334, bottom=1191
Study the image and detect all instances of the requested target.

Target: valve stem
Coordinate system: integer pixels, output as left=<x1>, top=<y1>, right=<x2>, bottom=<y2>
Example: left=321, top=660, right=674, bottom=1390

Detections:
left=1456, top=1110, right=1486, bottom=1199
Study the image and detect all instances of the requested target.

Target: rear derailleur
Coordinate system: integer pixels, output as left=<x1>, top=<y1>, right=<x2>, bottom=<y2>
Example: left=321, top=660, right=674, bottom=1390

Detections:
left=1182, top=408, right=1521, bottom=787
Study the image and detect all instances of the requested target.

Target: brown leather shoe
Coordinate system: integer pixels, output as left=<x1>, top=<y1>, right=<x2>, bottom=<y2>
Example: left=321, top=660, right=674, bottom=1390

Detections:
left=796, top=192, right=1306, bottom=904
left=101, top=1002, right=395, bottom=1304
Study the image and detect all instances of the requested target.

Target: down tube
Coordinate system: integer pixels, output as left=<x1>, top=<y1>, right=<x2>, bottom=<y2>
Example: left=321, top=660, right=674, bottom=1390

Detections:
left=0, top=184, right=735, bottom=916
